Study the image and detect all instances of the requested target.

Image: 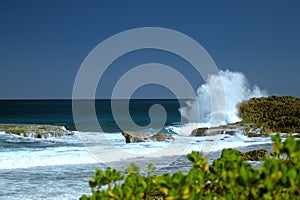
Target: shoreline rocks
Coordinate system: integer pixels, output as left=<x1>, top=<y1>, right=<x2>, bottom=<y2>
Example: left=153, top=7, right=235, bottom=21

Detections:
left=228, top=149, right=270, bottom=161
left=240, top=149, right=270, bottom=161
left=191, top=123, right=245, bottom=137
left=151, top=133, right=175, bottom=142
left=0, top=124, right=73, bottom=138
left=238, top=96, right=300, bottom=133
left=122, top=131, right=150, bottom=143
left=122, top=131, right=174, bottom=143
left=192, top=96, right=300, bottom=138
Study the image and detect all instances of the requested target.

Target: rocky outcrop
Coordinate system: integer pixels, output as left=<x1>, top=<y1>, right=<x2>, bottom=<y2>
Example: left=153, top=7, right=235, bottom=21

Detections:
left=225, top=148, right=270, bottom=161
left=150, top=133, right=174, bottom=141
left=238, top=96, right=300, bottom=133
left=0, top=124, right=73, bottom=138
left=122, top=131, right=174, bottom=143
left=191, top=127, right=208, bottom=136
left=122, top=131, right=150, bottom=143
left=191, top=123, right=241, bottom=137
left=192, top=96, right=300, bottom=138
left=191, top=123, right=279, bottom=138
left=239, top=149, right=270, bottom=161
left=145, top=189, right=165, bottom=200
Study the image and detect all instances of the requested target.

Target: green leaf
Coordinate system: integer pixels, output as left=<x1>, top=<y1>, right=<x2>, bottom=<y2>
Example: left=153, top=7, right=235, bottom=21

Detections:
left=147, top=163, right=155, bottom=174
left=126, top=162, right=140, bottom=174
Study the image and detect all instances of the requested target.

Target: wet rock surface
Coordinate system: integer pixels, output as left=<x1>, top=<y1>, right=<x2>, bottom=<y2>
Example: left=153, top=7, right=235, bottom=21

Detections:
left=191, top=123, right=243, bottom=137
left=122, top=131, right=174, bottom=143
left=0, top=124, right=73, bottom=138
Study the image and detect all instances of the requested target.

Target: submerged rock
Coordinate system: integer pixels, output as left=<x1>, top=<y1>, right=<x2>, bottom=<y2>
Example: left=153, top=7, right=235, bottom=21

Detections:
left=122, top=131, right=174, bottom=143
left=0, top=124, right=73, bottom=138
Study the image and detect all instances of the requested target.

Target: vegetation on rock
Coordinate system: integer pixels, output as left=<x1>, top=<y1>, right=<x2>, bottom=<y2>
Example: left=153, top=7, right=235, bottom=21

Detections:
left=237, top=149, right=270, bottom=161
left=192, top=96, right=300, bottom=137
left=81, top=135, right=300, bottom=200
left=238, top=96, right=300, bottom=133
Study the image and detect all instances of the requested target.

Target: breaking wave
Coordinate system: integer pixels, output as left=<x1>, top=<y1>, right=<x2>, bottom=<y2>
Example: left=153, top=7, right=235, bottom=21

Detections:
left=180, top=70, right=267, bottom=127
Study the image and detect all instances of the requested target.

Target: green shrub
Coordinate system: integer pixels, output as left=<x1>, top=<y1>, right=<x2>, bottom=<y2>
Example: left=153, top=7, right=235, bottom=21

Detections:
left=81, top=135, right=300, bottom=200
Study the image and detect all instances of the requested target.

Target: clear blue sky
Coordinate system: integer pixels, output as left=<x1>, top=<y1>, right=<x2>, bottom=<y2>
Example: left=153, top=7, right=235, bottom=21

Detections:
left=0, top=0, right=299, bottom=99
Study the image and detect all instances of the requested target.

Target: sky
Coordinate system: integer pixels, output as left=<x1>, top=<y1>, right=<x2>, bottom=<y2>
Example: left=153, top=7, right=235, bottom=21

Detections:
left=0, top=0, right=299, bottom=99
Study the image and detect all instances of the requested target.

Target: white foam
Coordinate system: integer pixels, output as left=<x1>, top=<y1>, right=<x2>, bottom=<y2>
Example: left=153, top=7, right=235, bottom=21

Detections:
left=180, top=70, right=267, bottom=126
left=0, top=128, right=273, bottom=170
left=0, top=147, right=97, bottom=170
left=0, top=133, right=98, bottom=169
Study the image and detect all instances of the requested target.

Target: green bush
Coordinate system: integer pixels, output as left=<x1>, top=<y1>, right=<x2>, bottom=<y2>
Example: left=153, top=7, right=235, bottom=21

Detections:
left=81, top=135, right=300, bottom=200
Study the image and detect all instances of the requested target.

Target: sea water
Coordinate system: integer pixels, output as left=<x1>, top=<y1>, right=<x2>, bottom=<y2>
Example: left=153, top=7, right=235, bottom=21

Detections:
left=0, top=71, right=273, bottom=200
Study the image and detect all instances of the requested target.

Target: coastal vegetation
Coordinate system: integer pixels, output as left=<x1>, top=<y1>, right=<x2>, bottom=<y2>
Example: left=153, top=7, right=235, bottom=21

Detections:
left=238, top=96, right=300, bottom=133
left=81, top=134, right=300, bottom=199
left=81, top=96, right=300, bottom=199
left=192, top=96, right=300, bottom=137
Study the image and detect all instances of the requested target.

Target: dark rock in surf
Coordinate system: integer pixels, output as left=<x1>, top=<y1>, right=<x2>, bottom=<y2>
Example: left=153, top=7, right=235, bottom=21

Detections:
left=191, top=127, right=208, bottom=136
left=122, top=131, right=174, bottom=143
left=191, top=123, right=241, bottom=137
left=150, top=133, right=174, bottom=141
left=122, top=131, right=150, bottom=143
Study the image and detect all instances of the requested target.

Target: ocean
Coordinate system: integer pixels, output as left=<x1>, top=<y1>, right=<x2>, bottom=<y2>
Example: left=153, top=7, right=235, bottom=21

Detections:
left=0, top=99, right=273, bottom=200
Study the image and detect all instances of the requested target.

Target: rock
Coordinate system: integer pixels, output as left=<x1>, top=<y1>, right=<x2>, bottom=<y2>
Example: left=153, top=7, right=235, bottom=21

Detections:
left=0, top=124, right=73, bottom=138
left=145, top=189, right=165, bottom=200
left=191, top=123, right=240, bottom=137
left=238, top=96, right=300, bottom=133
left=191, top=127, right=208, bottom=136
left=223, top=130, right=236, bottom=135
left=206, top=129, right=225, bottom=136
left=122, top=131, right=150, bottom=143
left=150, top=133, right=174, bottom=141
left=225, top=148, right=270, bottom=161
left=239, top=149, right=270, bottom=161
left=122, top=131, right=174, bottom=143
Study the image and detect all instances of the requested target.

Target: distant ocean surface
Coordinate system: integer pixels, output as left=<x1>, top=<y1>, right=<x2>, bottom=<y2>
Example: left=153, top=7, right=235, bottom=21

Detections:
left=0, top=99, right=182, bottom=132
left=0, top=99, right=273, bottom=200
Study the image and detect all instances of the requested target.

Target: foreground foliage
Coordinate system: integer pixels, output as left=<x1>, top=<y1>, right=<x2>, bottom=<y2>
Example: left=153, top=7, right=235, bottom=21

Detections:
left=238, top=96, right=300, bottom=133
left=81, top=135, right=300, bottom=200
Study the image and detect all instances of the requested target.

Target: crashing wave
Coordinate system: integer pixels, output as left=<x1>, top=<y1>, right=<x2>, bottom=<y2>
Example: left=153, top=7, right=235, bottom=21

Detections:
left=180, top=70, right=267, bottom=126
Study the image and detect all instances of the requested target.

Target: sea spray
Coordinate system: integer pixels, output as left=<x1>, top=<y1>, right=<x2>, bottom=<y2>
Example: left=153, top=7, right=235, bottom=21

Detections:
left=180, top=70, right=267, bottom=126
